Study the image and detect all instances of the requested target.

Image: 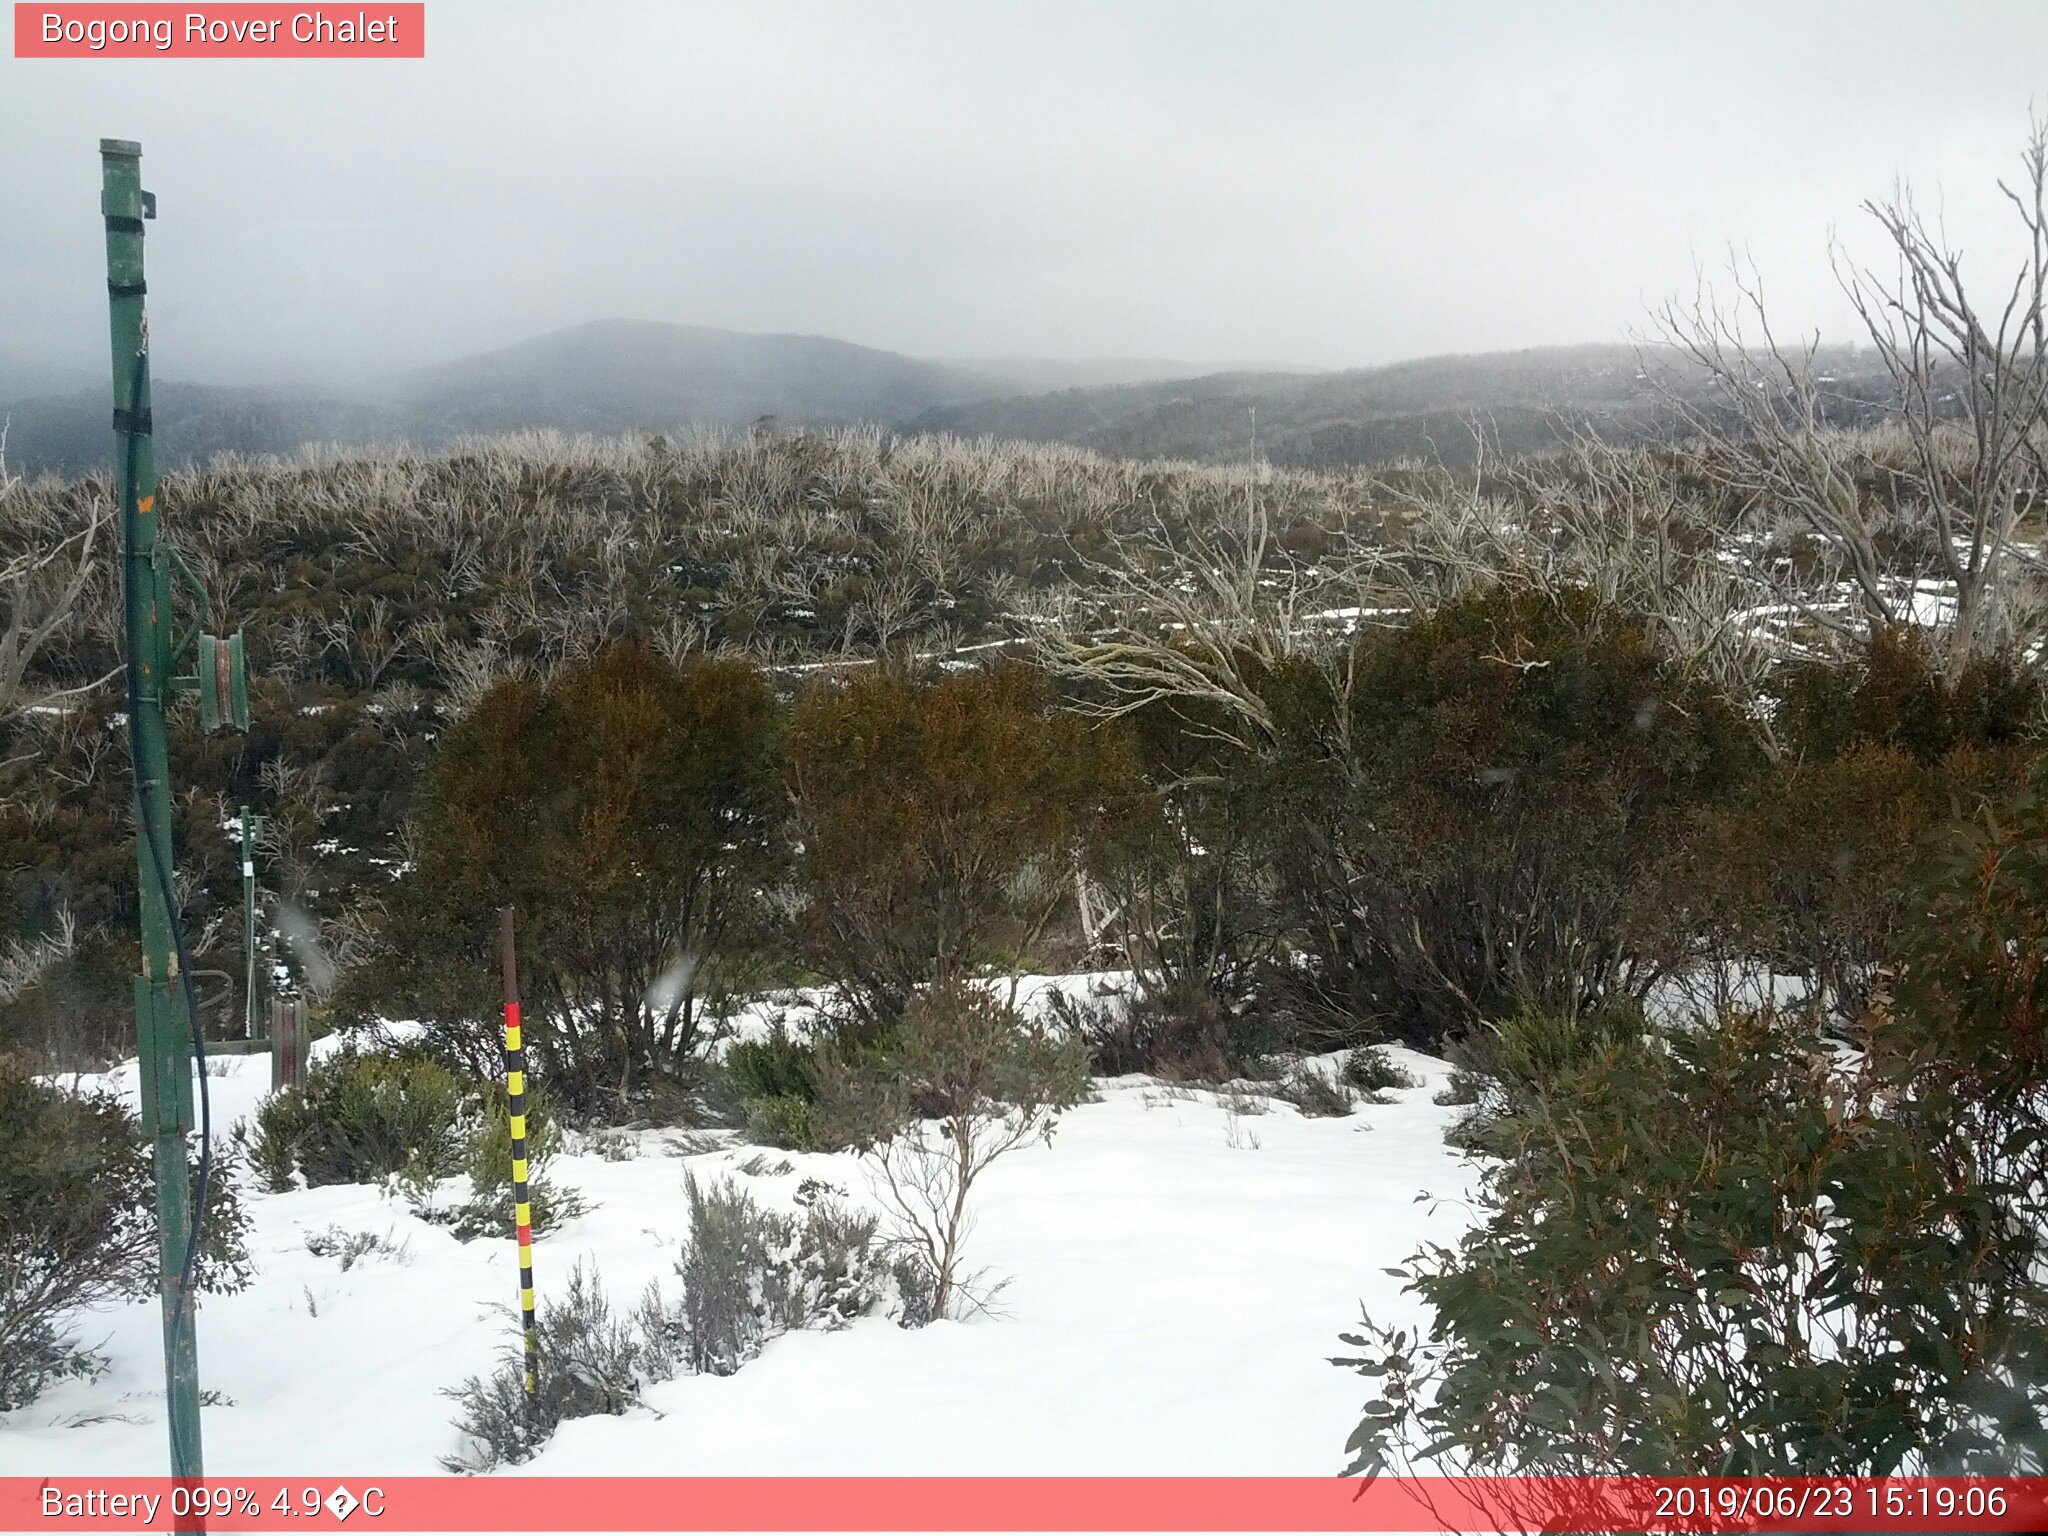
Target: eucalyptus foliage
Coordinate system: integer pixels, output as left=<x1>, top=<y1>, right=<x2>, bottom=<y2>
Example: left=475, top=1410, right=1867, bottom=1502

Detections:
left=1339, top=785, right=2048, bottom=1476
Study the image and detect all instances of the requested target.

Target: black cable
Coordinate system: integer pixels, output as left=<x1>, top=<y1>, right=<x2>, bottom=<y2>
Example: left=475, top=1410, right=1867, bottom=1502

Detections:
left=119, top=354, right=211, bottom=1337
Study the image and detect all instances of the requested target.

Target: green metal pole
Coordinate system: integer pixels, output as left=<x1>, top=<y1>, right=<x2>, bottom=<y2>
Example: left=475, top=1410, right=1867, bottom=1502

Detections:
left=102, top=137, right=205, bottom=1500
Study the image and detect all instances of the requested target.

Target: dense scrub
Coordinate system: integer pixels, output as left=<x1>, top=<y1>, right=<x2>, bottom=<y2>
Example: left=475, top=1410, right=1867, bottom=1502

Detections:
left=248, top=1045, right=580, bottom=1239
left=17, top=578, right=2042, bottom=1113
left=1684, top=627, right=2042, bottom=1024
left=6, top=415, right=2048, bottom=1474
left=4, top=417, right=2043, bottom=1088
left=1340, top=775, right=2048, bottom=1475
left=0, top=429, right=1383, bottom=1069
left=787, top=662, right=1119, bottom=1029
left=337, top=643, right=783, bottom=1115
left=1258, top=585, right=1757, bottom=1047
left=247, top=1046, right=469, bottom=1190
left=1081, top=595, right=2041, bottom=1066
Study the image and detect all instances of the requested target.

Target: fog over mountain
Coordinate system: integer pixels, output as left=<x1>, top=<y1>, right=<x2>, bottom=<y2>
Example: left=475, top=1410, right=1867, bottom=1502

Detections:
left=1, top=321, right=1908, bottom=476
left=5, top=1, right=2039, bottom=475
left=0, top=320, right=1278, bottom=472
left=3, top=2, right=2042, bottom=390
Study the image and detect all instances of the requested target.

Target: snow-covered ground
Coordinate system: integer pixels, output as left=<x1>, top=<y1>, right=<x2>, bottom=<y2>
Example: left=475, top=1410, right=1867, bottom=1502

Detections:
left=4, top=1021, right=1475, bottom=1478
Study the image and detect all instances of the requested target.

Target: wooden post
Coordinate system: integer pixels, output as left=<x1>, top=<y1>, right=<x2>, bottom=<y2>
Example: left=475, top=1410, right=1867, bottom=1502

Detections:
left=270, top=996, right=308, bottom=1091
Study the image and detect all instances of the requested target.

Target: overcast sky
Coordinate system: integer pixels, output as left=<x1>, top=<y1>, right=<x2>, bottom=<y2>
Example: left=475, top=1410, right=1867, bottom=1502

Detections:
left=2, top=0, right=2043, bottom=385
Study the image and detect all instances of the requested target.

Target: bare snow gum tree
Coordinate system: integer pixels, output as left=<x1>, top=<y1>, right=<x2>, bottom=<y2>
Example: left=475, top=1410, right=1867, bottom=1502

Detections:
left=1655, top=117, right=2048, bottom=679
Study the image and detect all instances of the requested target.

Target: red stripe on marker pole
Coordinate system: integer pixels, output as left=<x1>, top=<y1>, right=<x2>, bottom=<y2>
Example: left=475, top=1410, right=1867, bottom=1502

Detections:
left=14, top=5, right=426, bottom=58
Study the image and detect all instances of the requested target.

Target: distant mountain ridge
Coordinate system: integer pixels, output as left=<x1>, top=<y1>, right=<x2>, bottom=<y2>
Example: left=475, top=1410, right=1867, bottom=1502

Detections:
left=380, top=320, right=998, bottom=436
left=937, top=354, right=1288, bottom=395
left=0, top=322, right=1895, bottom=476
left=906, top=343, right=1898, bottom=468
left=2, top=321, right=1216, bottom=474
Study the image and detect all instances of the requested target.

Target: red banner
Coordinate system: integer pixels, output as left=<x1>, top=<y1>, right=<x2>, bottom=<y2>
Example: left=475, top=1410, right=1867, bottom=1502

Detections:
left=6, top=1476, right=2048, bottom=1532
left=13, top=5, right=425, bottom=58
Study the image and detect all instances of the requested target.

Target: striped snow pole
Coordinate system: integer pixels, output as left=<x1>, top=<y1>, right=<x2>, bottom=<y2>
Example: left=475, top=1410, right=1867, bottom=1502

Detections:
left=499, top=906, right=539, bottom=1399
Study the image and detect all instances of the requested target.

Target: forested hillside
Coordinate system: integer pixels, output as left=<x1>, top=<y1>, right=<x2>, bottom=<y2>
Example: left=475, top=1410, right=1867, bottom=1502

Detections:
left=1, top=330, right=1902, bottom=478
left=908, top=343, right=1902, bottom=467
left=0, top=323, right=1238, bottom=475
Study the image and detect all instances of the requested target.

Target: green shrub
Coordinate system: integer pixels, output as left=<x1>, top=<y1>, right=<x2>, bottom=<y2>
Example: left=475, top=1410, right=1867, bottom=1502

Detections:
left=249, top=1044, right=584, bottom=1240
left=1341, top=1046, right=1419, bottom=1100
left=0, top=1056, right=252, bottom=1410
left=249, top=1046, right=467, bottom=1191
left=724, top=1026, right=820, bottom=1104
left=787, top=663, right=1119, bottom=1028
left=438, top=1083, right=587, bottom=1242
left=1276, top=1066, right=1354, bottom=1118
left=1340, top=980, right=2048, bottom=1476
left=741, top=1093, right=816, bottom=1152
left=1492, top=1001, right=1646, bottom=1089
left=724, top=1024, right=827, bottom=1147
left=443, top=1262, right=650, bottom=1472
left=724, top=1017, right=901, bottom=1152
left=653, top=1173, right=894, bottom=1379
left=1264, top=585, right=1755, bottom=1052
left=721, top=1019, right=842, bottom=1149
left=1437, top=1002, right=1649, bottom=1151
